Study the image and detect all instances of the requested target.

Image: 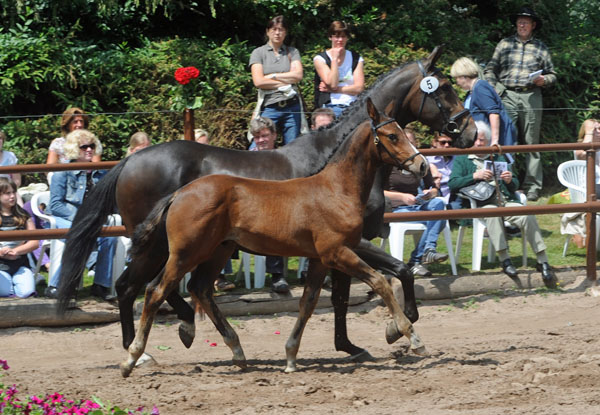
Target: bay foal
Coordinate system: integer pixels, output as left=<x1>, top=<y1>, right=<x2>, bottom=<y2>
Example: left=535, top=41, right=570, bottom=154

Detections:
left=121, top=98, right=428, bottom=377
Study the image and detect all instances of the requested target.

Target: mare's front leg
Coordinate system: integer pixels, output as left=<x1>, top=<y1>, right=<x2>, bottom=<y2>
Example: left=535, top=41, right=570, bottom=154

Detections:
left=120, top=258, right=184, bottom=378
left=330, top=269, right=374, bottom=361
left=324, top=247, right=427, bottom=356
left=285, top=260, right=327, bottom=373
left=187, top=248, right=247, bottom=370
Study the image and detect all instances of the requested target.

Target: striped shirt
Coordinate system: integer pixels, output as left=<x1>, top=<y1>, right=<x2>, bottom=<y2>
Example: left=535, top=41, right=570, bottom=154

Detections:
left=484, top=35, right=556, bottom=90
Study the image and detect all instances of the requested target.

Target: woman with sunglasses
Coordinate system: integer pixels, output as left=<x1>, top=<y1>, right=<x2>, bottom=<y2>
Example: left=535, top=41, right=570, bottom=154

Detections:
left=45, top=129, right=116, bottom=300
left=450, top=57, right=516, bottom=147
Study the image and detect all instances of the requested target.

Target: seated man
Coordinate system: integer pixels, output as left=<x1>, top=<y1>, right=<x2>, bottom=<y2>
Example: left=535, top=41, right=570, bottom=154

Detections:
left=249, top=116, right=289, bottom=293
left=384, top=127, right=449, bottom=277
left=426, top=132, right=464, bottom=211
left=448, top=120, right=556, bottom=282
left=311, top=107, right=335, bottom=130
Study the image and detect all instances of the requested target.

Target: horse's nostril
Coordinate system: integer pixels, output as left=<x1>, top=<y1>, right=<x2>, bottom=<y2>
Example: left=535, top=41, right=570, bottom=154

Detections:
left=420, top=162, right=427, bottom=177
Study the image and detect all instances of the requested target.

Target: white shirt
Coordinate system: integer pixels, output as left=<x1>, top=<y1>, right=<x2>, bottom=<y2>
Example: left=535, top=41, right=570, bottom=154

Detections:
left=314, top=50, right=363, bottom=106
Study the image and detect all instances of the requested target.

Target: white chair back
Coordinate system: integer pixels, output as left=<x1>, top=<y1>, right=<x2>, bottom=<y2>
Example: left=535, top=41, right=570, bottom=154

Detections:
left=557, top=160, right=599, bottom=203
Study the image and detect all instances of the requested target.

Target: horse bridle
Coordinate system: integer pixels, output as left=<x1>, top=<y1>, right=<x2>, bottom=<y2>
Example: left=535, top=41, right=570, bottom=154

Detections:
left=416, top=60, right=471, bottom=138
left=371, top=119, right=422, bottom=171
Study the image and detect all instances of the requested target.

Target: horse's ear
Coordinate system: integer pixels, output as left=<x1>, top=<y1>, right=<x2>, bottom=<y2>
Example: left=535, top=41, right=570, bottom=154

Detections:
left=422, top=45, right=445, bottom=71
left=366, top=97, right=379, bottom=122
left=384, top=100, right=396, bottom=117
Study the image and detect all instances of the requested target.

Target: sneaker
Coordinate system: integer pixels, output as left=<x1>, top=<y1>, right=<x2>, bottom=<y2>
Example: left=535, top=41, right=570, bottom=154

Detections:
left=271, top=273, right=290, bottom=294
left=410, top=263, right=432, bottom=277
left=214, top=276, right=235, bottom=292
left=421, top=249, right=448, bottom=265
left=44, top=286, right=58, bottom=299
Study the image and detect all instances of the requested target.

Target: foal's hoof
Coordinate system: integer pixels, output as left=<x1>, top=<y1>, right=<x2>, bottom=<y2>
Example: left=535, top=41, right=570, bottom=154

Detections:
left=348, top=349, right=376, bottom=363
left=385, top=321, right=404, bottom=344
left=411, top=345, right=429, bottom=357
left=233, top=358, right=248, bottom=370
left=120, top=362, right=134, bottom=378
left=178, top=321, right=196, bottom=349
left=284, top=362, right=298, bottom=373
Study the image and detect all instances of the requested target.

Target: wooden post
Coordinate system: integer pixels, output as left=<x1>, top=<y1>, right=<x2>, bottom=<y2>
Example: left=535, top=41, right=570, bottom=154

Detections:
left=586, top=149, right=597, bottom=282
left=183, top=108, right=195, bottom=141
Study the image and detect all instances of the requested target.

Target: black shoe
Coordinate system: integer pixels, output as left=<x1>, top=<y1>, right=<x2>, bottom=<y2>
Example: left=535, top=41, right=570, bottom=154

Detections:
left=501, top=259, right=518, bottom=278
left=536, top=262, right=556, bottom=282
left=299, top=270, right=307, bottom=284
left=270, top=273, right=290, bottom=294
left=526, top=190, right=539, bottom=202
left=90, top=283, right=115, bottom=301
left=44, top=286, right=58, bottom=299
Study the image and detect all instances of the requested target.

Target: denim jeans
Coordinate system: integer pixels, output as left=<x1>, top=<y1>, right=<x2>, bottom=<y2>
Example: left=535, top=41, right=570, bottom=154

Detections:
left=393, top=198, right=446, bottom=264
left=324, top=103, right=350, bottom=118
left=0, top=267, right=35, bottom=298
left=260, top=100, right=302, bottom=145
left=49, top=216, right=117, bottom=288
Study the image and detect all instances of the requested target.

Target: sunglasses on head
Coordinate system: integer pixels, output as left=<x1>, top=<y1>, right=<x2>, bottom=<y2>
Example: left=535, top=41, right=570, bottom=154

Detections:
left=79, top=143, right=96, bottom=150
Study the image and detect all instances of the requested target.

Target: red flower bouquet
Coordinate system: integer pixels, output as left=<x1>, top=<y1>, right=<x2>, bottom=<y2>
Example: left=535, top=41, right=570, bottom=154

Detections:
left=172, top=66, right=208, bottom=111
left=174, top=66, right=200, bottom=85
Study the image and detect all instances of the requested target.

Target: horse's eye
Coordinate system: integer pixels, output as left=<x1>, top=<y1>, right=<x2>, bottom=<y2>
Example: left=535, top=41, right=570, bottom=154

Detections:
left=388, top=134, right=398, bottom=142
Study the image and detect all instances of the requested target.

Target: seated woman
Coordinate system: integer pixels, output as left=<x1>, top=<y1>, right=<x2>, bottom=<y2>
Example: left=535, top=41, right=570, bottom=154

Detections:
left=448, top=120, right=556, bottom=282
left=45, top=129, right=117, bottom=300
left=0, top=178, right=39, bottom=298
left=384, top=128, right=448, bottom=277
left=126, top=131, right=151, bottom=157
left=562, top=118, right=600, bottom=248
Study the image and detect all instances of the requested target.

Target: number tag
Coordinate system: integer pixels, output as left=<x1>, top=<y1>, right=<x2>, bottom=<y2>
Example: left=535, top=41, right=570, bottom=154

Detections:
left=420, top=76, right=439, bottom=93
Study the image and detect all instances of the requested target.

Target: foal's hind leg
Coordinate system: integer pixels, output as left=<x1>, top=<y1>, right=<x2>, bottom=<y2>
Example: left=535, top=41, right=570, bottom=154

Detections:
left=187, top=249, right=247, bottom=369
left=324, top=247, right=427, bottom=356
left=120, top=258, right=185, bottom=378
left=284, top=260, right=327, bottom=373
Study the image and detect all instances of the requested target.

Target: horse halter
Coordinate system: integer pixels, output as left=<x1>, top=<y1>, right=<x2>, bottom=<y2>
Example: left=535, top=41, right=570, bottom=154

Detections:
left=416, top=60, right=471, bottom=138
left=371, top=119, right=422, bottom=171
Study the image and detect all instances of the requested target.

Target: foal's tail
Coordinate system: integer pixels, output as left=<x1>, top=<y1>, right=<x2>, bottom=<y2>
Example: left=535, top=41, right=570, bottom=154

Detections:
left=56, top=160, right=128, bottom=315
left=129, top=192, right=177, bottom=261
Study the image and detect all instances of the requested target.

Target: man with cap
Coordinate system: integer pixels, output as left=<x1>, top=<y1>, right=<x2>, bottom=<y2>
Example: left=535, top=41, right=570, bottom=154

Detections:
left=484, top=6, right=557, bottom=202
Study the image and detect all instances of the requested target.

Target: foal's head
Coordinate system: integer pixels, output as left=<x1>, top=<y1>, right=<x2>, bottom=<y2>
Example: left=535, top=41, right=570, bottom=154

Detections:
left=367, top=98, right=429, bottom=178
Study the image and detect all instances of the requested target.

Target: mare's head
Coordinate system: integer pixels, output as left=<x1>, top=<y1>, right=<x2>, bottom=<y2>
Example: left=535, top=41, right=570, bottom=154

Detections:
left=381, top=46, right=477, bottom=149
left=367, top=98, right=428, bottom=178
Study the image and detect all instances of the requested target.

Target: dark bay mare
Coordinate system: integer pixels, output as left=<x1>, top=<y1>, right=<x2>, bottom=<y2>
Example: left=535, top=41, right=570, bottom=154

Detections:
left=120, top=99, right=428, bottom=377
left=57, top=46, right=476, bottom=361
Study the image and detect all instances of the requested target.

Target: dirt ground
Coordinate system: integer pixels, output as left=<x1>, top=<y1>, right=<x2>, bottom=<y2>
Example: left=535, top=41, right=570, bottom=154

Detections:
left=2, top=277, right=600, bottom=415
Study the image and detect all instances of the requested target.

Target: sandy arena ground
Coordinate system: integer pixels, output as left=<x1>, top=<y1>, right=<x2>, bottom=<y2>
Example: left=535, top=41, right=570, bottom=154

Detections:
left=1, top=278, right=600, bottom=414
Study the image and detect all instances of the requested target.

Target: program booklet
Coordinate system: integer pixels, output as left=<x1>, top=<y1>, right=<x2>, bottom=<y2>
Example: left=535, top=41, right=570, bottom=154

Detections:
left=528, top=69, right=543, bottom=82
left=484, top=160, right=508, bottom=179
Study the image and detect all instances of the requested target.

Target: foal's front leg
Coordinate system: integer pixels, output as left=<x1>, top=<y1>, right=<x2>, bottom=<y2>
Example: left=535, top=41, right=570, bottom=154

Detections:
left=325, top=247, right=427, bottom=356
left=285, top=260, right=327, bottom=373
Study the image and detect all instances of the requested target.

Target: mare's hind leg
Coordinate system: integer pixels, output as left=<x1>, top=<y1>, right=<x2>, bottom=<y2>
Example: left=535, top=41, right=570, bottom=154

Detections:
left=188, top=244, right=247, bottom=369
left=120, top=257, right=185, bottom=378
left=323, top=247, right=427, bottom=356
left=285, top=260, right=327, bottom=373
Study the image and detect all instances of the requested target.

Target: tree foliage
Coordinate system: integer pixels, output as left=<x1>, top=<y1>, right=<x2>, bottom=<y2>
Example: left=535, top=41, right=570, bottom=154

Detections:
left=0, top=0, right=598, bottom=187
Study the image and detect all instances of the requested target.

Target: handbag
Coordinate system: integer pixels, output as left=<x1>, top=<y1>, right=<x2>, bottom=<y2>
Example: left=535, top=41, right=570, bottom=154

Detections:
left=458, top=181, right=496, bottom=206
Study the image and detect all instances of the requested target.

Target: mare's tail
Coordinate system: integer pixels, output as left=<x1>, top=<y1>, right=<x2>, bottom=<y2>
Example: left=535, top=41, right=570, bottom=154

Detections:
left=56, top=160, right=128, bottom=314
left=129, top=192, right=177, bottom=262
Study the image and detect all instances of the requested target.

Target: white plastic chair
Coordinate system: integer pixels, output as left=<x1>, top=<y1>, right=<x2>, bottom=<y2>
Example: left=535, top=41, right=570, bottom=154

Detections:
left=238, top=252, right=266, bottom=289
left=455, top=192, right=527, bottom=271
left=557, top=160, right=600, bottom=256
left=383, top=214, right=458, bottom=276
left=30, top=191, right=129, bottom=294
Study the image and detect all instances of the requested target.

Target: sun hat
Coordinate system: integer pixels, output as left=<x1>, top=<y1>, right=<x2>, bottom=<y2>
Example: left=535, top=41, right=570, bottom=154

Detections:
left=510, top=6, right=542, bottom=30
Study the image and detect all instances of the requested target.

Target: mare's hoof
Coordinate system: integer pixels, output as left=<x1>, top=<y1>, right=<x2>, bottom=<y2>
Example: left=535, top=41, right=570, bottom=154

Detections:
left=178, top=322, right=195, bottom=349
left=348, top=349, right=376, bottom=363
left=284, top=364, right=298, bottom=373
left=411, top=345, right=429, bottom=356
left=385, top=321, right=404, bottom=344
